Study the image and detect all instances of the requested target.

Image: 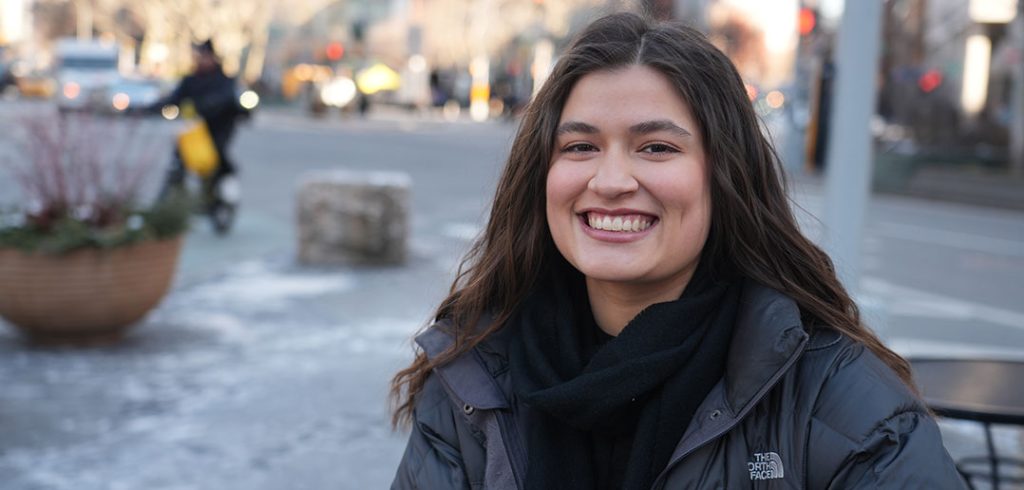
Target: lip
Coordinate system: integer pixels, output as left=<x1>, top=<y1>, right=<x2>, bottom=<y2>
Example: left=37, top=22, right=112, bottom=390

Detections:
left=576, top=211, right=658, bottom=243
left=577, top=207, right=657, bottom=218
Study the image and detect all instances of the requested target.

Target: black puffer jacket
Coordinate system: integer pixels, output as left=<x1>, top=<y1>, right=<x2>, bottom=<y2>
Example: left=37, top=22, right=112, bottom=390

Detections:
left=156, top=68, right=244, bottom=144
left=392, top=281, right=966, bottom=489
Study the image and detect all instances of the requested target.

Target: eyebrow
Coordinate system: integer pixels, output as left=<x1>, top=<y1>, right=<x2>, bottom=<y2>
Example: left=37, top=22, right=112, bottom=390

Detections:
left=555, top=121, right=599, bottom=136
left=555, top=119, right=693, bottom=138
left=629, top=119, right=693, bottom=138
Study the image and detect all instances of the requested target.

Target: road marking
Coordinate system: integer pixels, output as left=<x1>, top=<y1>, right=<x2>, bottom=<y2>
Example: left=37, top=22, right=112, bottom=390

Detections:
left=888, top=337, right=1024, bottom=360
left=863, top=277, right=1024, bottom=331
left=872, top=222, right=1024, bottom=258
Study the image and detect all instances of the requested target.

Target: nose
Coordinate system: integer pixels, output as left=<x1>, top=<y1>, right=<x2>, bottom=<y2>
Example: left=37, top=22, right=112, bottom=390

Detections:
left=587, top=153, right=638, bottom=198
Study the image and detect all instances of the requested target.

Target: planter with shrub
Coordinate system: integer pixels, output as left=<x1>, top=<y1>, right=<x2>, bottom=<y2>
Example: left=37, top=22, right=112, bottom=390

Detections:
left=0, top=113, right=189, bottom=344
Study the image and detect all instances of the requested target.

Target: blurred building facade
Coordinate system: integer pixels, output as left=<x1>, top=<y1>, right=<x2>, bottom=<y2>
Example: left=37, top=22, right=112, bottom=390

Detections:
left=3, top=0, right=1021, bottom=188
left=869, top=0, right=1024, bottom=208
left=879, top=0, right=1022, bottom=171
left=260, top=0, right=611, bottom=117
left=657, top=0, right=1023, bottom=207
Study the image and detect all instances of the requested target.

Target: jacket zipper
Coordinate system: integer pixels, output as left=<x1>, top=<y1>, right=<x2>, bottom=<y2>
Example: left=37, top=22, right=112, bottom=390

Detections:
left=496, top=409, right=528, bottom=489
left=650, top=336, right=808, bottom=489
left=469, top=349, right=528, bottom=490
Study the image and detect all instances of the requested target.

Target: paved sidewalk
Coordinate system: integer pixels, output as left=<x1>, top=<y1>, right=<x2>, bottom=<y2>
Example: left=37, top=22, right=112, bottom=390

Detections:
left=0, top=243, right=465, bottom=489
left=3, top=252, right=1021, bottom=489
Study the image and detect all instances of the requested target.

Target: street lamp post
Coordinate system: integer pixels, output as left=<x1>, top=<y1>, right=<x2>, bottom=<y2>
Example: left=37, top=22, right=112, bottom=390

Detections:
left=822, top=0, right=888, bottom=337
left=1011, top=1, right=1024, bottom=177
left=823, top=0, right=883, bottom=294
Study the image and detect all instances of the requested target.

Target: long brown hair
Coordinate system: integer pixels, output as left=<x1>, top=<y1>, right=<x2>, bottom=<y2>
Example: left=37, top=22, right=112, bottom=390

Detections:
left=391, top=13, right=914, bottom=427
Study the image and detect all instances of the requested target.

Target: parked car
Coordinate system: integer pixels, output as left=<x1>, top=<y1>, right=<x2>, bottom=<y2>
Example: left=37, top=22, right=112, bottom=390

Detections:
left=54, top=38, right=120, bottom=112
left=15, top=71, right=56, bottom=99
left=104, top=76, right=165, bottom=114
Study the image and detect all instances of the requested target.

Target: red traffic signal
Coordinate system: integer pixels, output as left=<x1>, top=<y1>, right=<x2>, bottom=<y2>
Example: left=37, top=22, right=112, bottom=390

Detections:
left=918, top=69, right=943, bottom=93
left=799, top=8, right=817, bottom=36
left=325, top=42, right=345, bottom=61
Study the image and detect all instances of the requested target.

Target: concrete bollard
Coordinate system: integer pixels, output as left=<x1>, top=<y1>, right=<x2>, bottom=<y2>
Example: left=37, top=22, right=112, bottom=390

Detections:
left=296, top=169, right=411, bottom=265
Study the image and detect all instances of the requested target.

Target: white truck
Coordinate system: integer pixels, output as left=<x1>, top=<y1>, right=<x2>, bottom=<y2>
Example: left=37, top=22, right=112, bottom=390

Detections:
left=54, top=38, right=120, bottom=112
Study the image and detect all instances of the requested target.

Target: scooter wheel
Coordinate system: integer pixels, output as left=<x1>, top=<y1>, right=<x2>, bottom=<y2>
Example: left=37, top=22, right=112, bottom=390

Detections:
left=210, top=202, right=236, bottom=235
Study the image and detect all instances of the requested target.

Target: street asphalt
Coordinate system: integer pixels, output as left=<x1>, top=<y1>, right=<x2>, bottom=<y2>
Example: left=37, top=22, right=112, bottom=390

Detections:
left=0, top=102, right=1021, bottom=488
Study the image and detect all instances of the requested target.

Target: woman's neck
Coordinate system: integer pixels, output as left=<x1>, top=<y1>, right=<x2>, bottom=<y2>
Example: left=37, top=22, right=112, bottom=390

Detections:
left=585, top=269, right=696, bottom=336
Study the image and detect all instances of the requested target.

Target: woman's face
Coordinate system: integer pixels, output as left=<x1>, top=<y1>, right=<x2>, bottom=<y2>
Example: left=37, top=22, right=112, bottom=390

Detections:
left=546, top=65, right=711, bottom=292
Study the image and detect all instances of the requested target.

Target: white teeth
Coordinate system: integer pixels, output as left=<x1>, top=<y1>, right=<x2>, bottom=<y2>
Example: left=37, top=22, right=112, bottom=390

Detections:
left=586, top=213, right=653, bottom=232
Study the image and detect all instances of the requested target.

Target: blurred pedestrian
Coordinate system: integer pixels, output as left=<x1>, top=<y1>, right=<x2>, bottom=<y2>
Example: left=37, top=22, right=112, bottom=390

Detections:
left=391, top=13, right=965, bottom=489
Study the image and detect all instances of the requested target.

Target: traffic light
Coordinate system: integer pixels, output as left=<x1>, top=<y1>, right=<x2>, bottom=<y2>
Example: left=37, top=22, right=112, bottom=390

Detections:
left=325, top=42, right=344, bottom=61
left=918, top=69, right=943, bottom=93
left=799, top=7, right=818, bottom=37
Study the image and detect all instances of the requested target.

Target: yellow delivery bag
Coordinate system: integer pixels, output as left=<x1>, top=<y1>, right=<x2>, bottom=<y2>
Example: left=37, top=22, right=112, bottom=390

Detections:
left=177, top=122, right=219, bottom=178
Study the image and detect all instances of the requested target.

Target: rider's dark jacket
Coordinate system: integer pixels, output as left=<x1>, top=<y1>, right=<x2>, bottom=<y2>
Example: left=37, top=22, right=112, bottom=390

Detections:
left=158, top=67, right=242, bottom=152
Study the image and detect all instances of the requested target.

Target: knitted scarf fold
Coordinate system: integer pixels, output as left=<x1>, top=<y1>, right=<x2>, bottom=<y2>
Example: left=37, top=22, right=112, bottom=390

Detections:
left=509, top=263, right=739, bottom=489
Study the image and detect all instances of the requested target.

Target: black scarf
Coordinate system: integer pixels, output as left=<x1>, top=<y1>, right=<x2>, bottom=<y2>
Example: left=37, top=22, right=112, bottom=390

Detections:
left=509, top=261, right=740, bottom=489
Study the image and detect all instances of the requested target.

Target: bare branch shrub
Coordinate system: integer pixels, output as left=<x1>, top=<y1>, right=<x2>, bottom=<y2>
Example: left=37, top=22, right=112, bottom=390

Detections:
left=3, top=112, right=161, bottom=232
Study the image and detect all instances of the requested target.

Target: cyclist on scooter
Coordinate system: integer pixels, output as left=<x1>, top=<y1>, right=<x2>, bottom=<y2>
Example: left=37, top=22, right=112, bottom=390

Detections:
left=152, top=39, right=248, bottom=194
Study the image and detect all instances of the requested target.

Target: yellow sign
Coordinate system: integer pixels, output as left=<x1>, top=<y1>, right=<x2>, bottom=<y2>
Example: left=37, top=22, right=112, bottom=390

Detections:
left=356, top=63, right=401, bottom=95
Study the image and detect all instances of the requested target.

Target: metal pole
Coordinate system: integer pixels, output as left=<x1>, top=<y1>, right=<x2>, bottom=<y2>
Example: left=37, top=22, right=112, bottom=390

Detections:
left=984, top=422, right=1001, bottom=489
left=823, top=0, right=884, bottom=294
left=1010, top=2, right=1024, bottom=177
left=75, top=0, right=92, bottom=41
left=784, top=2, right=814, bottom=174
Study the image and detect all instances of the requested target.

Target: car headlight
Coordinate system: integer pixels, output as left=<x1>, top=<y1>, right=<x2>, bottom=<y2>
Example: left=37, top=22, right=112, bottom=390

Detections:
left=161, top=105, right=180, bottom=120
left=239, top=90, right=259, bottom=110
left=63, top=82, right=80, bottom=99
left=112, top=93, right=130, bottom=111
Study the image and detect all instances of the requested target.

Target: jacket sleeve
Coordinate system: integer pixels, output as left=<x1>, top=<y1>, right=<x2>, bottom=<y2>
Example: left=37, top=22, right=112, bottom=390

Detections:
left=392, top=375, right=472, bottom=490
left=806, top=341, right=967, bottom=489
left=825, top=410, right=967, bottom=489
left=150, top=77, right=188, bottom=111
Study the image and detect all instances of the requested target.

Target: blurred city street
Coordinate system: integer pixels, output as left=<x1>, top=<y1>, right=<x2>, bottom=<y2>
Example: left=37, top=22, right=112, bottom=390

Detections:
left=0, top=0, right=1022, bottom=488
left=0, top=99, right=1022, bottom=488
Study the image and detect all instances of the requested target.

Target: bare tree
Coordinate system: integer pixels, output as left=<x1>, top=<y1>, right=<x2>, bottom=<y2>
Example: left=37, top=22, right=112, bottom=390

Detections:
left=87, top=0, right=276, bottom=82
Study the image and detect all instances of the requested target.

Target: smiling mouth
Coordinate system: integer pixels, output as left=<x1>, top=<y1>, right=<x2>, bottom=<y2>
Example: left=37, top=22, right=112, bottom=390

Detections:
left=579, top=212, right=657, bottom=232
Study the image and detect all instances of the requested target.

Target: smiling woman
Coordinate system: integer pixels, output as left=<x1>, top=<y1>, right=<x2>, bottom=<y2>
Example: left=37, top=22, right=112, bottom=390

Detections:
left=547, top=66, right=711, bottom=335
left=391, top=12, right=966, bottom=490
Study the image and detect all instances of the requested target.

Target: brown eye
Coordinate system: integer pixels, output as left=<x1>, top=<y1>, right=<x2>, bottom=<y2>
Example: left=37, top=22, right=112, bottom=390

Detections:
left=640, top=143, right=679, bottom=154
left=562, top=143, right=599, bottom=153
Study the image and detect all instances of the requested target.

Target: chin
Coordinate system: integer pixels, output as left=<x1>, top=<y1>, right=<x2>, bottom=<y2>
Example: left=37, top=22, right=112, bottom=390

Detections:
left=572, top=262, right=650, bottom=284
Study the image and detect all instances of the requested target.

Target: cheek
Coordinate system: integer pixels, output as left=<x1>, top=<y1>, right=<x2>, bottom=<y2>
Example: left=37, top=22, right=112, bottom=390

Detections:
left=545, top=161, right=586, bottom=215
left=688, top=185, right=713, bottom=246
left=545, top=162, right=588, bottom=258
left=647, top=167, right=712, bottom=237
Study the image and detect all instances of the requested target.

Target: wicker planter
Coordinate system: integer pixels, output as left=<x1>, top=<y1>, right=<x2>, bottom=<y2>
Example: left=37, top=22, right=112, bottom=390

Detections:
left=0, top=236, right=184, bottom=344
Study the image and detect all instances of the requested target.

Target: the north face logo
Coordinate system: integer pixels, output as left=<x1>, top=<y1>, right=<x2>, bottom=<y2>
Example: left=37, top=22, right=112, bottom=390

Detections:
left=748, top=452, right=784, bottom=480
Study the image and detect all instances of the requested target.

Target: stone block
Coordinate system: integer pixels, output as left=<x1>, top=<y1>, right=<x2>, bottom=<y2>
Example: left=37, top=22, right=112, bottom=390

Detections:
left=297, top=170, right=410, bottom=265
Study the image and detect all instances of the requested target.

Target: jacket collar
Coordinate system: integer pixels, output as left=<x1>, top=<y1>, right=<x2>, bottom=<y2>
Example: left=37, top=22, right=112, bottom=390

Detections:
left=722, top=280, right=808, bottom=413
left=417, top=318, right=510, bottom=410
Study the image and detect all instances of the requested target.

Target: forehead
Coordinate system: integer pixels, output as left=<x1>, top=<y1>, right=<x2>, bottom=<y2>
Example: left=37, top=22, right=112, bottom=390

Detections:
left=558, top=65, right=698, bottom=132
